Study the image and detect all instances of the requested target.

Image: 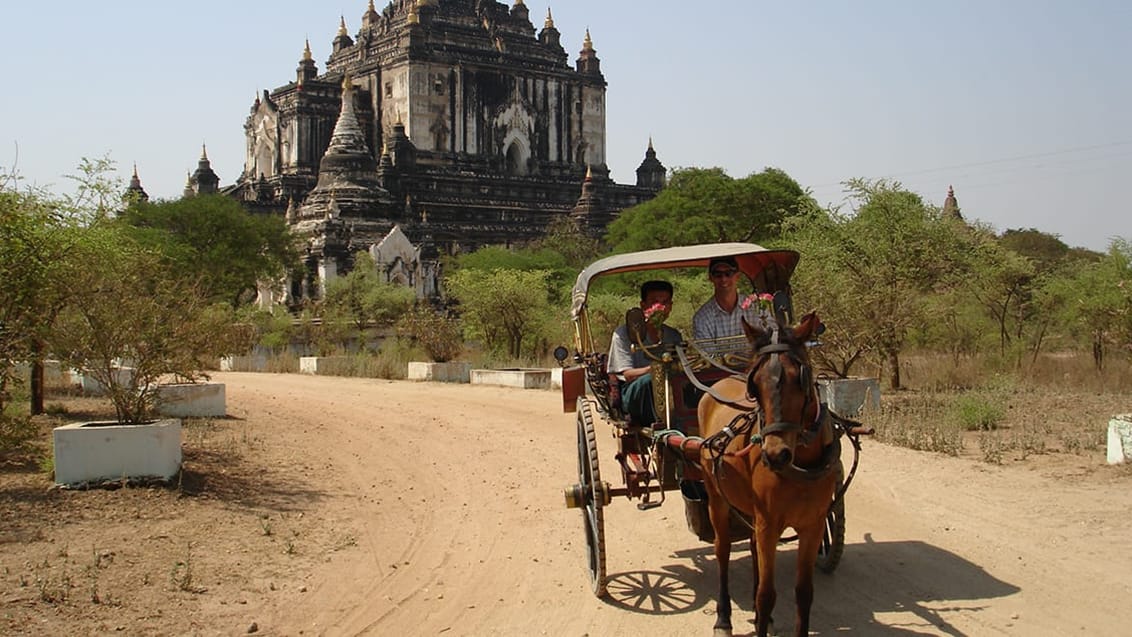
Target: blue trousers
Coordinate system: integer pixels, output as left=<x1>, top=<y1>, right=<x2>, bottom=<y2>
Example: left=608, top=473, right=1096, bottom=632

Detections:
left=621, top=373, right=657, bottom=425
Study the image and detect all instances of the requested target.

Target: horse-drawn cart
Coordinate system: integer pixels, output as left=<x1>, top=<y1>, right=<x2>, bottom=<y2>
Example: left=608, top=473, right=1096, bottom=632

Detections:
left=555, top=243, right=872, bottom=636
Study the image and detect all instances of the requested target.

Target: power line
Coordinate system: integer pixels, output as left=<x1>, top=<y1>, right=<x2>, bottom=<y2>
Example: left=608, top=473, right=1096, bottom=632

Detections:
left=807, top=140, right=1132, bottom=190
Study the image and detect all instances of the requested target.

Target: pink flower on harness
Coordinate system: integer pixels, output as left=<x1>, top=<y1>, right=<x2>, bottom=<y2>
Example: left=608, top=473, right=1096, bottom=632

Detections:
left=643, top=302, right=669, bottom=329
left=740, top=293, right=775, bottom=312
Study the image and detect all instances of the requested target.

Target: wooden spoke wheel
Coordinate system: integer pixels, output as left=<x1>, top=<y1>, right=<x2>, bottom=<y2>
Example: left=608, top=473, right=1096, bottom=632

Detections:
left=816, top=462, right=846, bottom=574
left=576, top=397, right=608, bottom=597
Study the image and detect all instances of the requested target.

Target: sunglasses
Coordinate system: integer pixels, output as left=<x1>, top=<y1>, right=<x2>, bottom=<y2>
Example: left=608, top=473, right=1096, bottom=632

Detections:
left=710, top=269, right=738, bottom=278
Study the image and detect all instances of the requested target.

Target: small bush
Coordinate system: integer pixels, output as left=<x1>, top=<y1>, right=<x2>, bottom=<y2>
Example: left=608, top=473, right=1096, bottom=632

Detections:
left=951, top=395, right=1005, bottom=431
left=979, top=432, right=1006, bottom=464
left=0, top=414, right=38, bottom=454
left=870, top=393, right=964, bottom=456
left=397, top=304, right=464, bottom=362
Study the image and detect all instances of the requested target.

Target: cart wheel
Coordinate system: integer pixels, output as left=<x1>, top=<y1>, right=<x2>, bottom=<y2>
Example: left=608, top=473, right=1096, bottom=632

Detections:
left=816, top=462, right=846, bottom=574
left=576, top=397, right=608, bottom=597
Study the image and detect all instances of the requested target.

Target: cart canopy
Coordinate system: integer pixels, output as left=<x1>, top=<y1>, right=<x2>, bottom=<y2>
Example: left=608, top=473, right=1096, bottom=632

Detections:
left=570, top=243, right=799, bottom=319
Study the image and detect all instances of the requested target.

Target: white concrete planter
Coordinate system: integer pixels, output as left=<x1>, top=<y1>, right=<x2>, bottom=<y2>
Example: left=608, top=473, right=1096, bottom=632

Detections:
left=1107, top=414, right=1132, bottom=465
left=407, top=361, right=472, bottom=383
left=299, top=356, right=353, bottom=375
left=220, top=355, right=268, bottom=372
left=77, top=367, right=135, bottom=396
left=53, top=418, right=182, bottom=486
left=817, top=377, right=881, bottom=417
left=156, top=383, right=226, bottom=418
left=469, top=368, right=551, bottom=389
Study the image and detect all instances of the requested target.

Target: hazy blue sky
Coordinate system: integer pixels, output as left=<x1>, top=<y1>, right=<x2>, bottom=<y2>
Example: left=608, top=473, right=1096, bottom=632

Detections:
left=2, top=1, right=1128, bottom=251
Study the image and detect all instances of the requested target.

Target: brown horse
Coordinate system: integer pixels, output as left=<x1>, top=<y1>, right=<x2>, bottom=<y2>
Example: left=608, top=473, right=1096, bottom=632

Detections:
left=696, top=312, right=840, bottom=637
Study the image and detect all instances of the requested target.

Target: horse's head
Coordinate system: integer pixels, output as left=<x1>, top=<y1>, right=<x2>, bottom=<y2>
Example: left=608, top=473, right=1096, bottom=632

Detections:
left=742, top=311, right=822, bottom=471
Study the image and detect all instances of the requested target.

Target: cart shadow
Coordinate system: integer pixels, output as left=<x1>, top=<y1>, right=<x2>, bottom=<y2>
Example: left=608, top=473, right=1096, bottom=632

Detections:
left=603, top=534, right=1020, bottom=635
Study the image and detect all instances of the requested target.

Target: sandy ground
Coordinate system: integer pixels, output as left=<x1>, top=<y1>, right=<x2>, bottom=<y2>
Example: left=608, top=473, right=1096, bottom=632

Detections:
left=4, top=371, right=1132, bottom=636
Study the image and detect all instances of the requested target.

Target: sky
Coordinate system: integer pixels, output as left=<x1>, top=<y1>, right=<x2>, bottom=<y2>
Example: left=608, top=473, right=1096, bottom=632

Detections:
left=1, top=0, right=1129, bottom=252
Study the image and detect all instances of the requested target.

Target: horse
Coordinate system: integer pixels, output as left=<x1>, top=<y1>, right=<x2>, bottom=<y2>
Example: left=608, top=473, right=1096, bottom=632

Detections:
left=695, top=311, right=840, bottom=637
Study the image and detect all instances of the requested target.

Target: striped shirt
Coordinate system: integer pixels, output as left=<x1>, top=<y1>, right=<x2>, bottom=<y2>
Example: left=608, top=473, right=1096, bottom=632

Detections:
left=692, top=296, right=765, bottom=341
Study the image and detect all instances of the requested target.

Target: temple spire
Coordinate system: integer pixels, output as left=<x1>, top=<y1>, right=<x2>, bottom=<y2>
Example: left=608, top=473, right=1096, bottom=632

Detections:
left=636, top=139, right=666, bottom=190
left=576, top=28, right=601, bottom=74
left=943, top=185, right=962, bottom=220
left=124, top=163, right=149, bottom=203
left=545, top=8, right=554, bottom=29
left=192, top=144, right=220, bottom=195
left=297, top=39, right=318, bottom=84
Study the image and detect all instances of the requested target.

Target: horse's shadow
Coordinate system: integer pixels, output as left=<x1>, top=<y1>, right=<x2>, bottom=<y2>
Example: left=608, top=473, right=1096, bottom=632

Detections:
left=603, top=533, right=1019, bottom=635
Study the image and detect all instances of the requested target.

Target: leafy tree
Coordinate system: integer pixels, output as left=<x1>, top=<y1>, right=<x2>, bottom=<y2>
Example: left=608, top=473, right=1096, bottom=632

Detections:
left=966, top=230, right=1036, bottom=356
left=787, top=179, right=971, bottom=388
left=49, top=226, right=246, bottom=424
left=452, top=244, right=576, bottom=305
left=999, top=228, right=1070, bottom=273
left=397, top=303, right=464, bottom=362
left=321, top=252, right=416, bottom=347
left=236, top=305, right=295, bottom=355
left=0, top=170, right=96, bottom=416
left=445, top=268, right=553, bottom=359
left=535, top=215, right=604, bottom=270
left=60, top=154, right=123, bottom=225
left=605, top=167, right=810, bottom=252
left=119, top=194, right=299, bottom=307
left=1048, top=238, right=1132, bottom=369
left=0, top=182, right=60, bottom=420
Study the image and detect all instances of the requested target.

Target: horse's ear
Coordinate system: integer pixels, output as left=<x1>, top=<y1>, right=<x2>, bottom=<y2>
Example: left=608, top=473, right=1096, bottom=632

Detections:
left=794, top=311, right=820, bottom=341
left=741, top=316, right=766, bottom=344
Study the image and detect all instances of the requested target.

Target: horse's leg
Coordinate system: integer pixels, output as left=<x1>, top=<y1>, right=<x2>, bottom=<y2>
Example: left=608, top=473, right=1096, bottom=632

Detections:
left=792, top=525, right=822, bottom=637
left=753, top=522, right=780, bottom=637
left=707, top=494, right=734, bottom=636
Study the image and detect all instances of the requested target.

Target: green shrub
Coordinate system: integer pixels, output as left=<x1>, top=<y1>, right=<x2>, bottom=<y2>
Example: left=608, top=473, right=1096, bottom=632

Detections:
left=0, top=414, right=37, bottom=454
left=951, top=394, right=1005, bottom=431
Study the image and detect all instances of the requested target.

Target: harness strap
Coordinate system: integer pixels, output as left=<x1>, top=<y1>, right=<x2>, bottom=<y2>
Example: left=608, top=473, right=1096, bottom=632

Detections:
left=685, top=337, right=745, bottom=376
left=675, top=343, right=755, bottom=410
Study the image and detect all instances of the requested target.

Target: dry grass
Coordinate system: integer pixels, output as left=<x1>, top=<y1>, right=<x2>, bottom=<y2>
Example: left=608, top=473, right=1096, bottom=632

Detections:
left=0, top=386, right=355, bottom=635
left=868, top=351, right=1128, bottom=464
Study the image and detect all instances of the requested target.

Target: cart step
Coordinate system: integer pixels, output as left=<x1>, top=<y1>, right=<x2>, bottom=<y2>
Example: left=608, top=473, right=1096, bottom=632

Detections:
left=637, top=500, right=662, bottom=511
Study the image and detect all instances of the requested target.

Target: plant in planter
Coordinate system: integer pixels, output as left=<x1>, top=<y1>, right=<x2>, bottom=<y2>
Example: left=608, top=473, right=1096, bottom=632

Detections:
left=47, top=226, right=246, bottom=484
left=51, top=226, right=244, bottom=424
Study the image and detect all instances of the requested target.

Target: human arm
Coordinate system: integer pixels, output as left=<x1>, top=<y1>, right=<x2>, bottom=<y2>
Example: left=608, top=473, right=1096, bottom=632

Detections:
left=608, top=326, right=651, bottom=382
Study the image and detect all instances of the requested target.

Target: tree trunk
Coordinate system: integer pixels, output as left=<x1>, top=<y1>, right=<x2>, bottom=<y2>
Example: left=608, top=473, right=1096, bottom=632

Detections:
left=1093, top=331, right=1104, bottom=371
left=887, top=349, right=902, bottom=390
left=30, top=339, right=45, bottom=416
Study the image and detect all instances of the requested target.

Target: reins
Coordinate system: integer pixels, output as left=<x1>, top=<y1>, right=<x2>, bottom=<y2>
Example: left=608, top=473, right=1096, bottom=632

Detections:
left=675, top=343, right=751, bottom=410
left=694, top=334, right=844, bottom=535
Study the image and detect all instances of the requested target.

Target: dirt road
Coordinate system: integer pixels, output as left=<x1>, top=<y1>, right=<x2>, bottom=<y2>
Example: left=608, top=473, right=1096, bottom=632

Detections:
left=201, top=372, right=1132, bottom=636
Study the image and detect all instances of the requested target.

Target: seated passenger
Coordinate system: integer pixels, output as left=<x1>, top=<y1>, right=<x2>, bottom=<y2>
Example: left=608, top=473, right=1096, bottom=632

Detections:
left=607, top=280, right=683, bottom=425
left=692, top=256, right=768, bottom=341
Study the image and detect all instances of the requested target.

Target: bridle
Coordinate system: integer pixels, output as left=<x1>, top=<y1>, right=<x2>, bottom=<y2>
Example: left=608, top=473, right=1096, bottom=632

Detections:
left=745, top=328, right=839, bottom=481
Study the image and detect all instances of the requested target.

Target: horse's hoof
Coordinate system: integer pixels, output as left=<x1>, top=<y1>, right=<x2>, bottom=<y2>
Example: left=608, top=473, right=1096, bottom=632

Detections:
left=712, top=629, right=733, bottom=637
